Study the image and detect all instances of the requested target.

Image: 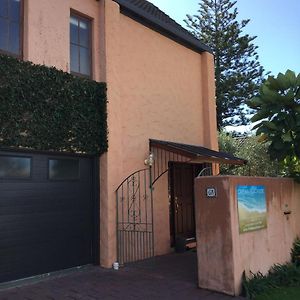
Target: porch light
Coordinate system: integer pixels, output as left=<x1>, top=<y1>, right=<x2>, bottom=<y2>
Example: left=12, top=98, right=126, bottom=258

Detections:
left=144, top=153, right=154, bottom=166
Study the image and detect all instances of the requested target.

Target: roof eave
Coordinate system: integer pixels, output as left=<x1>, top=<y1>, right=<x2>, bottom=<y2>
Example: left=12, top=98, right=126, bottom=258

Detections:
left=149, top=139, right=247, bottom=166
left=116, top=0, right=213, bottom=54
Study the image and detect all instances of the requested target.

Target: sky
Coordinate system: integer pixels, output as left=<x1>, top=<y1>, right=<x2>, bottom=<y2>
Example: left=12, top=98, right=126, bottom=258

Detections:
left=148, top=0, right=300, bottom=76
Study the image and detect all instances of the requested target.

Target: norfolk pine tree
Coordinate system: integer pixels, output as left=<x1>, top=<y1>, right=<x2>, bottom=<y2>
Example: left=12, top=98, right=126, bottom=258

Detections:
left=185, top=0, right=266, bottom=129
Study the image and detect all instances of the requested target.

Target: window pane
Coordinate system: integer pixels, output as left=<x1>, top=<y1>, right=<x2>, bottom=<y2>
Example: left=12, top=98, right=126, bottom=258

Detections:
left=70, top=44, right=79, bottom=73
left=8, top=21, right=19, bottom=54
left=49, top=159, right=79, bottom=180
left=0, top=156, right=31, bottom=178
left=70, top=16, right=78, bottom=44
left=79, top=19, right=89, bottom=47
left=9, top=0, right=20, bottom=22
left=70, top=14, right=92, bottom=77
left=0, top=0, right=8, bottom=17
left=79, top=46, right=91, bottom=76
left=0, top=18, right=8, bottom=51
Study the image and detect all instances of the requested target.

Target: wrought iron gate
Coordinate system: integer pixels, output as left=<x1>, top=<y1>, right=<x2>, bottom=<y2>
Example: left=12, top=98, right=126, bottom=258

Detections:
left=116, top=168, right=154, bottom=264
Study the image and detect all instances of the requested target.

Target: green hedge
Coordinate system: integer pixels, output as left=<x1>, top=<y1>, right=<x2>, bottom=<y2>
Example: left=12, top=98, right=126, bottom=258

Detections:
left=0, top=54, right=107, bottom=155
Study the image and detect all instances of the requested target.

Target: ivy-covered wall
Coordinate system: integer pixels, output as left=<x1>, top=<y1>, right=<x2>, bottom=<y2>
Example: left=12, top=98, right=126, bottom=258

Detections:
left=0, top=55, right=107, bottom=155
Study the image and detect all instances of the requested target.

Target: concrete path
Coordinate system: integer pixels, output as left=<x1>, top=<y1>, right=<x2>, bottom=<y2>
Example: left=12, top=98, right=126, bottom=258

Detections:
left=0, top=251, right=245, bottom=300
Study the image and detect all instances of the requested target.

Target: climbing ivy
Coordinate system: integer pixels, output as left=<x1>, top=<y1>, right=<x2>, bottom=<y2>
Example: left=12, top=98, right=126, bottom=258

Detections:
left=0, top=54, right=107, bottom=155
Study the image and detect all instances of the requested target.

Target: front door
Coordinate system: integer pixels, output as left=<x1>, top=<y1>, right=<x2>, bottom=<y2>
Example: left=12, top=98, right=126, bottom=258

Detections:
left=169, top=162, right=206, bottom=246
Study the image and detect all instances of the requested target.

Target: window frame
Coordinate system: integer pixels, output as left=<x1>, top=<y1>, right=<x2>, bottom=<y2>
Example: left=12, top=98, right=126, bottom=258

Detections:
left=0, top=154, right=32, bottom=180
left=0, top=0, right=24, bottom=59
left=70, top=10, right=93, bottom=79
left=48, top=157, right=80, bottom=181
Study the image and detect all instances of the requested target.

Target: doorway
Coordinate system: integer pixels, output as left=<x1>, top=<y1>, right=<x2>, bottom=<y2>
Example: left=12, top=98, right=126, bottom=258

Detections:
left=169, top=162, right=209, bottom=247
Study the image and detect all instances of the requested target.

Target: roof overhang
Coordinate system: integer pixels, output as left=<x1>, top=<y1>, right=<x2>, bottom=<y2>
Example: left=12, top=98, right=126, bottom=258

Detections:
left=150, top=139, right=247, bottom=165
left=113, top=0, right=213, bottom=54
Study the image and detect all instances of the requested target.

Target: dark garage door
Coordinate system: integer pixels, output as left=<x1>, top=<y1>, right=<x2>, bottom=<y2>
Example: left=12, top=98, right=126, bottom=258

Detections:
left=0, top=150, right=97, bottom=283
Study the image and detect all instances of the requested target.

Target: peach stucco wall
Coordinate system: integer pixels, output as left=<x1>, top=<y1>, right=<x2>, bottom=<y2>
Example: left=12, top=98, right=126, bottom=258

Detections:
left=100, top=1, right=218, bottom=266
left=22, top=0, right=218, bottom=268
left=194, top=176, right=300, bottom=295
left=23, top=0, right=103, bottom=81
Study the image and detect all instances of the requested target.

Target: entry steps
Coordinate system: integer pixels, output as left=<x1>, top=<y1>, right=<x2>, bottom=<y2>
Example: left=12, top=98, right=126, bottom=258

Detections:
left=175, top=237, right=196, bottom=253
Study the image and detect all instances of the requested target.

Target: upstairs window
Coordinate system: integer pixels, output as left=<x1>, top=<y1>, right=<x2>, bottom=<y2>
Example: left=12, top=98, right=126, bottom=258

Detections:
left=0, top=0, right=22, bottom=57
left=70, top=13, right=92, bottom=77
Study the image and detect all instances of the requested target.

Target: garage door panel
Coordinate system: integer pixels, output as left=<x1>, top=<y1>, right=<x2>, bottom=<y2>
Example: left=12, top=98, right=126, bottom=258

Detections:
left=0, top=235, right=91, bottom=264
left=1, top=215, right=91, bottom=241
left=0, top=180, right=92, bottom=206
left=0, top=151, right=96, bottom=283
left=0, top=237, right=91, bottom=283
left=0, top=180, right=92, bottom=190
left=0, top=193, right=92, bottom=215
left=1, top=231, right=91, bottom=253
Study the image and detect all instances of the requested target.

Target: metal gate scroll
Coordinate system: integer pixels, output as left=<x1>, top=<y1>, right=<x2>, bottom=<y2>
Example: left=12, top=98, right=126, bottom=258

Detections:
left=116, top=168, right=154, bottom=264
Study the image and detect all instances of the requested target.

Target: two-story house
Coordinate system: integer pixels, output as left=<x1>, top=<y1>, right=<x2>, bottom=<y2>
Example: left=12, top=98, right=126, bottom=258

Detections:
left=0, top=0, right=245, bottom=283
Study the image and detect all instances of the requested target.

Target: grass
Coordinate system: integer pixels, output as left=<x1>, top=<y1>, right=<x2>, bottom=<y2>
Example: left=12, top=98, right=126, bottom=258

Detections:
left=255, top=286, right=300, bottom=300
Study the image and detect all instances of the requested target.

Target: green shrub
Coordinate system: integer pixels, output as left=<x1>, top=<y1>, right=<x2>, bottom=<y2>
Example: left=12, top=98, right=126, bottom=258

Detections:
left=218, top=131, right=281, bottom=177
left=255, top=287, right=300, bottom=300
left=248, top=70, right=300, bottom=181
left=242, top=264, right=300, bottom=299
left=0, top=54, right=107, bottom=155
left=291, top=237, right=300, bottom=266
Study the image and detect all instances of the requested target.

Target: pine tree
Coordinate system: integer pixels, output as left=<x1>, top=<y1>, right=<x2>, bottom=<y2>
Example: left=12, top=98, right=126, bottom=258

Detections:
left=185, top=0, right=265, bottom=129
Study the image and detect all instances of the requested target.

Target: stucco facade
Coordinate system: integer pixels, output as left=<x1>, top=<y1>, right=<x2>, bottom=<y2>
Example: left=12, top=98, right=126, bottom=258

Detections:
left=19, top=0, right=218, bottom=268
left=100, top=0, right=218, bottom=267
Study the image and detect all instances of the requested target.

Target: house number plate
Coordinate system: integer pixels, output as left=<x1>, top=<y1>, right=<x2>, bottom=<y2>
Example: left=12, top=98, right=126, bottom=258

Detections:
left=206, top=187, right=217, bottom=198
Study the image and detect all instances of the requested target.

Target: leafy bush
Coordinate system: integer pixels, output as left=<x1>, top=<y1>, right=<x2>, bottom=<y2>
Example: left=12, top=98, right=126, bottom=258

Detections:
left=243, top=240, right=300, bottom=299
left=255, top=287, right=300, bottom=300
left=248, top=70, right=300, bottom=181
left=291, top=237, right=300, bottom=266
left=0, top=54, right=107, bottom=155
left=242, top=264, right=300, bottom=299
left=218, top=131, right=281, bottom=176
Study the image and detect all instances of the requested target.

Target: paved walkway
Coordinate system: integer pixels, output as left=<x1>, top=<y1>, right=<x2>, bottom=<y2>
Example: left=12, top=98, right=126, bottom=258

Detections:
left=0, top=251, right=244, bottom=300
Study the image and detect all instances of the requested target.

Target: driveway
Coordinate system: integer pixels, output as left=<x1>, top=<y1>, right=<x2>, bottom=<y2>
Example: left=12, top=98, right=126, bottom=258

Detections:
left=0, top=251, right=244, bottom=300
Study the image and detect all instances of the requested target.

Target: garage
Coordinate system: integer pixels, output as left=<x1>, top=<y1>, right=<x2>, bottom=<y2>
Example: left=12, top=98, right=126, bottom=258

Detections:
left=0, top=149, right=98, bottom=284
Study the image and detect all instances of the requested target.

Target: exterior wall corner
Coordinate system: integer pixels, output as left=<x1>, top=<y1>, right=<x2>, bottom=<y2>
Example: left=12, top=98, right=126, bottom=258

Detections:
left=99, top=0, right=123, bottom=268
left=200, top=52, right=218, bottom=151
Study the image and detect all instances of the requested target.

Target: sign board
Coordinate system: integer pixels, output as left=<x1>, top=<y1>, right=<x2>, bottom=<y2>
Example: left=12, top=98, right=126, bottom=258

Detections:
left=237, top=185, right=267, bottom=233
